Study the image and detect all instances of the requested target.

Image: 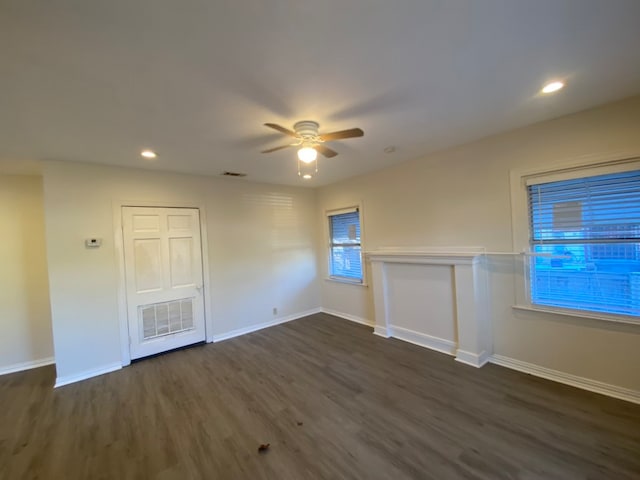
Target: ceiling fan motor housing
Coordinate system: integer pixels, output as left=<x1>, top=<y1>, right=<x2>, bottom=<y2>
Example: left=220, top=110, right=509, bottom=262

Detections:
left=293, top=120, right=320, bottom=140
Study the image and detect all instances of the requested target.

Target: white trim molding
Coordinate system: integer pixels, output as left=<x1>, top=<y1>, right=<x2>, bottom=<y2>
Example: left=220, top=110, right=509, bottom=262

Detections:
left=455, top=349, right=490, bottom=368
left=325, top=203, right=367, bottom=284
left=388, top=326, right=457, bottom=356
left=212, top=308, right=322, bottom=342
left=373, top=326, right=389, bottom=338
left=320, top=311, right=457, bottom=355
left=55, top=362, right=122, bottom=388
left=112, top=199, right=214, bottom=368
left=490, top=354, right=640, bottom=405
left=54, top=308, right=323, bottom=387
left=367, top=249, right=492, bottom=367
left=324, top=277, right=369, bottom=287
left=0, top=357, right=55, bottom=376
left=366, top=248, right=485, bottom=266
left=512, top=304, right=640, bottom=327
left=509, top=153, right=640, bottom=313
left=321, top=308, right=374, bottom=327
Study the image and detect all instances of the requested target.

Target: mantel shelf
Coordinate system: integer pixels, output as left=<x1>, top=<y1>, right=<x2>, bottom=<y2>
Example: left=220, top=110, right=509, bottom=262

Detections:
left=366, top=249, right=484, bottom=265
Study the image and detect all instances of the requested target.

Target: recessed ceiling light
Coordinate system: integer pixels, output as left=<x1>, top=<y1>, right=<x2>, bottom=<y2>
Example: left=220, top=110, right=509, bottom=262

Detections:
left=541, top=81, right=564, bottom=94
left=302, top=174, right=312, bottom=179
left=140, top=150, right=157, bottom=159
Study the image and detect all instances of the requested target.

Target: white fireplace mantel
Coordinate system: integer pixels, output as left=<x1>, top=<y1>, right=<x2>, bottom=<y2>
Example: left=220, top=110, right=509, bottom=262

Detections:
left=367, top=249, right=492, bottom=368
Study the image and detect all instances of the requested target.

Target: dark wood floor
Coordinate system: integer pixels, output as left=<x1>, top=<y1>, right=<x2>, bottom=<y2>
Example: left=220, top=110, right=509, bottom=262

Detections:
left=1, top=314, right=639, bottom=480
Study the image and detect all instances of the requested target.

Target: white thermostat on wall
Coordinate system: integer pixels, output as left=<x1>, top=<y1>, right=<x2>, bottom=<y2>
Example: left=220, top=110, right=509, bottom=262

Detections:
left=85, top=238, right=102, bottom=248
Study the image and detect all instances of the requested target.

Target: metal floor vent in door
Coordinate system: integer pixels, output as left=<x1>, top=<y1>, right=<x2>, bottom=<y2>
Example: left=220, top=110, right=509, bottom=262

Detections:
left=141, top=299, right=194, bottom=340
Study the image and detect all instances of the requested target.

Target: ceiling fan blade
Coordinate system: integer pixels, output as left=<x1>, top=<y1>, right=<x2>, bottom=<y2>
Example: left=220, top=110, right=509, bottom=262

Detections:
left=319, top=128, right=364, bottom=141
left=264, top=123, right=298, bottom=137
left=315, top=144, right=338, bottom=158
left=261, top=144, right=293, bottom=154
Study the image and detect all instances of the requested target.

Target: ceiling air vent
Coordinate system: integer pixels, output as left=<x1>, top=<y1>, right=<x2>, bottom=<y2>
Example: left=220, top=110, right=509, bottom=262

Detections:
left=221, top=171, right=247, bottom=177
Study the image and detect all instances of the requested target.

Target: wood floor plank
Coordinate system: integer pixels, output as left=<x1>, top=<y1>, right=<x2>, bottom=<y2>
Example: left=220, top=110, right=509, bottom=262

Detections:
left=1, top=313, right=639, bottom=479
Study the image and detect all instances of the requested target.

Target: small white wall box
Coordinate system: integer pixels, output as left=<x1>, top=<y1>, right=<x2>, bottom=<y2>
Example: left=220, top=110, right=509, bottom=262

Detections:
left=85, top=238, right=102, bottom=248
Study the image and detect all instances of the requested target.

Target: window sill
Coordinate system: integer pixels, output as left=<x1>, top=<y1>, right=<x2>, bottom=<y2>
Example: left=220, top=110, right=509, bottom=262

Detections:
left=512, top=304, right=640, bottom=326
left=325, top=277, right=368, bottom=287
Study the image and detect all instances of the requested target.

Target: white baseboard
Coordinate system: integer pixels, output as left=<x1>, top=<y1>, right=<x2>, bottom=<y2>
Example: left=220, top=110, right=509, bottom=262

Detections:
left=455, top=349, right=489, bottom=368
left=55, top=362, right=122, bottom=388
left=322, top=312, right=459, bottom=358
left=321, top=308, right=374, bottom=327
left=0, top=356, right=55, bottom=376
left=373, top=326, right=390, bottom=338
left=388, top=325, right=457, bottom=356
left=54, top=308, right=323, bottom=387
left=490, top=354, right=640, bottom=405
left=211, top=307, right=322, bottom=342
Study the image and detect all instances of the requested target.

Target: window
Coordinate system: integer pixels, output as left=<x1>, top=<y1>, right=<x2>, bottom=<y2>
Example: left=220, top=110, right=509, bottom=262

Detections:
left=527, top=169, right=640, bottom=318
left=328, top=207, right=362, bottom=282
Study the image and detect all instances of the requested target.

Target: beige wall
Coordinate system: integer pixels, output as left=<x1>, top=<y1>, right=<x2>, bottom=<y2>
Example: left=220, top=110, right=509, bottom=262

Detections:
left=317, top=96, right=640, bottom=391
left=7, top=96, right=640, bottom=394
left=43, top=162, right=320, bottom=382
left=0, top=175, right=53, bottom=371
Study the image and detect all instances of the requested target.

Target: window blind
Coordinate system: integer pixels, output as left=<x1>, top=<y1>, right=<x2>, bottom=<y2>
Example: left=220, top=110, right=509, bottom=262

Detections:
left=527, top=170, right=640, bottom=317
left=329, top=210, right=362, bottom=281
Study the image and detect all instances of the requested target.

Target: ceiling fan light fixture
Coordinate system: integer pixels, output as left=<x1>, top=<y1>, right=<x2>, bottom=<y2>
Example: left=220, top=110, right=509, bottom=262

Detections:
left=298, top=146, right=317, bottom=163
left=298, top=153, right=318, bottom=179
left=262, top=120, right=363, bottom=179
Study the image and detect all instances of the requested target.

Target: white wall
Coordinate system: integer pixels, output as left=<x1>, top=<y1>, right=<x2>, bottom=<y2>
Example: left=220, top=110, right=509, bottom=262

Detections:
left=43, top=162, right=320, bottom=382
left=317, top=96, right=640, bottom=392
left=0, top=175, right=54, bottom=372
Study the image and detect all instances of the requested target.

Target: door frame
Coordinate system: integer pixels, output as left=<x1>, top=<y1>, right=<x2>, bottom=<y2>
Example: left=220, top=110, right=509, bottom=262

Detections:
left=113, top=200, right=214, bottom=367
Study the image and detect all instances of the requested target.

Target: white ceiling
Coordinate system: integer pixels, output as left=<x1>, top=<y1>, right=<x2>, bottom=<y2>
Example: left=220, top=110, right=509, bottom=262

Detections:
left=1, top=0, right=640, bottom=186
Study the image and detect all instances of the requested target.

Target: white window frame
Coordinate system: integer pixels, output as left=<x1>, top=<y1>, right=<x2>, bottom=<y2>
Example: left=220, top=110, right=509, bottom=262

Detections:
left=510, top=152, right=640, bottom=325
left=326, top=205, right=365, bottom=285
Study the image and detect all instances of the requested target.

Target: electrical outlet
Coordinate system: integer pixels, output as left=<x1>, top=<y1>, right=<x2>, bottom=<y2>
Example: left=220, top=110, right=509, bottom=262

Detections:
left=272, top=307, right=278, bottom=315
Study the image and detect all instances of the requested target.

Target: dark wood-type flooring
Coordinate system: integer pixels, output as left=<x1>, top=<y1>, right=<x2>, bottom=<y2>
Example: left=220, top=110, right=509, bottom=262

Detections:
left=1, top=313, right=639, bottom=479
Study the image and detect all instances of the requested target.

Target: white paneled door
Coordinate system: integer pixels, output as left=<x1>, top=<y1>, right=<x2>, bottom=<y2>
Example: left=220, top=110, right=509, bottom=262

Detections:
left=122, top=207, right=206, bottom=360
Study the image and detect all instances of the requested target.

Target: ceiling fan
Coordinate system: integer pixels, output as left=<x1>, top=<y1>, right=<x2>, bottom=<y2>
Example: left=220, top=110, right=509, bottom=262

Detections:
left=261, top=120, right=364, bottom=159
